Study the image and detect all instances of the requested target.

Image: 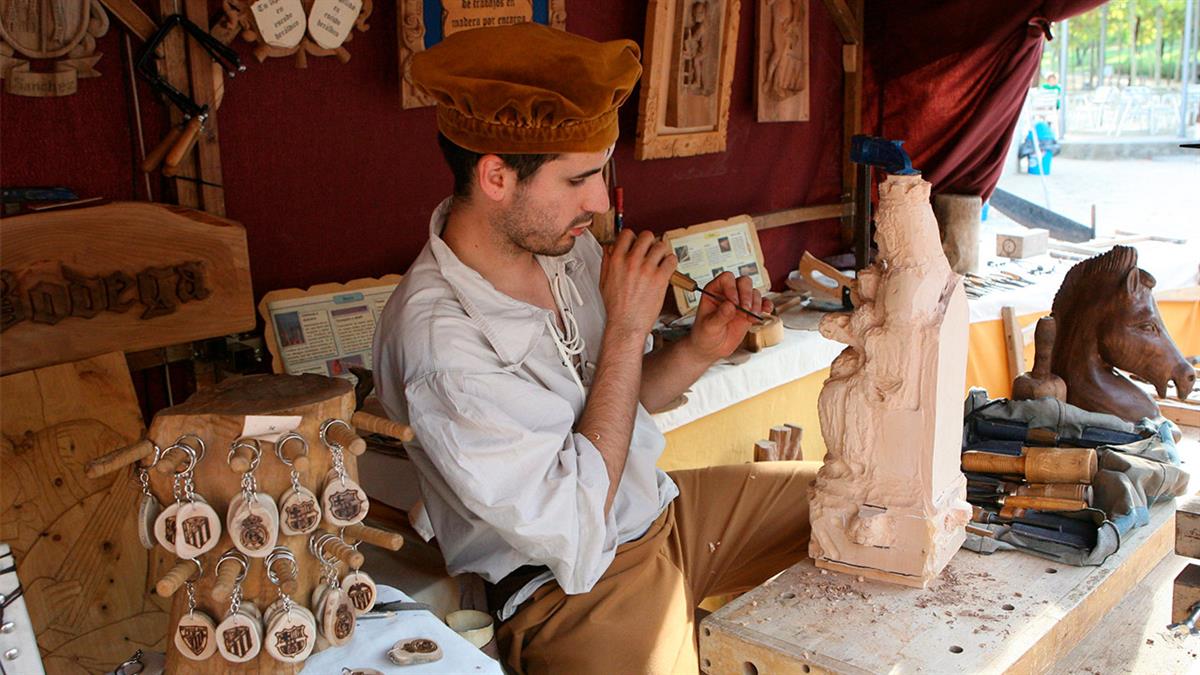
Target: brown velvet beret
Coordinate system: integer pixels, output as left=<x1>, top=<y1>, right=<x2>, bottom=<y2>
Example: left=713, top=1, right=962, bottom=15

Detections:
left=412, top=23, right=642, bottom=154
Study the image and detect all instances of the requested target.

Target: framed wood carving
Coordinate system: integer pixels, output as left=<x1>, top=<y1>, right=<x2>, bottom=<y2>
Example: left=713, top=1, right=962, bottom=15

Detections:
left=0, top=0, right=110, bottom=96
left=662, top=214, right=768, bottom=315
left=214, top=0, right=373, bottom=67
left=258, top=275, right=403, bottom=378
left=756, top=0, right=809, bottom=122
left=635, top=0, right=740, bottom=160
left=398, top=0, right=567, bottom=109
left=1, top=202, right=254, bottom=375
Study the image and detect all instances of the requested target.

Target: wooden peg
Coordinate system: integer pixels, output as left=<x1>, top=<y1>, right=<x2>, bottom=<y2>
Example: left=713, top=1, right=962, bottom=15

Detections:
left=343, top=523, right=404, bottom=551
left=211, top=558, right=240, bottom=602
left=274, top=438, right=310, bottom=472
left=325, top=421, right=367, bottom=456
left=85, top=438, right=156, bottom=478
left=754, top=440, right=779, bottom=462
left=229, top=443, right=255, bottom=474
left=155, top=446, right=193, bottom=475
left=322, top=535, right=365, bottom=569
left=785, top=423, right=805, bottom=459
left=351, top=411, right=414, bottom=442
left=768, top=427, right=792, bottom=458
left=156, top=560, right=196, bottom=597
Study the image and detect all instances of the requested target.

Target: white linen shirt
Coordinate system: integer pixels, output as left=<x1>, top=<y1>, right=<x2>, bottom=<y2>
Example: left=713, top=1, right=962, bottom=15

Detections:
left=372, top=198, right=678, bottom=619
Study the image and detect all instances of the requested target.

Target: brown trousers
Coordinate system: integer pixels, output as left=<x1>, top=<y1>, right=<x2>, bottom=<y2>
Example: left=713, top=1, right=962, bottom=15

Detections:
left=497, top=461, right=820, bottom=674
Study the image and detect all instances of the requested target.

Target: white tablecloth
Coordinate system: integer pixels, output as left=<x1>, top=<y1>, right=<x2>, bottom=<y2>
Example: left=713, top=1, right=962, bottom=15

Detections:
left=303, top=586, right=503, bottom=675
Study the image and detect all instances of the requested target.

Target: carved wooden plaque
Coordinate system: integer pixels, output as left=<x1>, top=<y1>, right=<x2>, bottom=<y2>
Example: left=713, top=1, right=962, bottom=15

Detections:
left=1, top=202, right=253, bottom=375
left=636, top=0, right=740, bottom=159
left=216, top=0, right=373, bottom=67
left=755, top=0, right=810, bottom=123
left=398, top=0, right=566, bottom=109
left=0, top=0, right=110, bottom=96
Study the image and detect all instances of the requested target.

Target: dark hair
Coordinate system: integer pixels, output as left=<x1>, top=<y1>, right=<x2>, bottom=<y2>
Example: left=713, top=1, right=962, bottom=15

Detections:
left=437, top=133, right=558, bottom=198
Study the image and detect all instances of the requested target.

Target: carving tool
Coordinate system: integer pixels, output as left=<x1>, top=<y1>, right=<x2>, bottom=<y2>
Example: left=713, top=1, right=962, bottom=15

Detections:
left=966, top=479, right=1091, bottom=502
left=961, top=446, right=1097, bottom=484
left=968, top=494, right=1088, bottom=512
left=669, top=271, right=765, bottom=323
left=615, top=187, right=625, bottom=234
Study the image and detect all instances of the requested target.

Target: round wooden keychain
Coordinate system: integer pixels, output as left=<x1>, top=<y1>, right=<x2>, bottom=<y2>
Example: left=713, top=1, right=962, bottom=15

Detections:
left=308, top=532, right=356, bottom=647
left=135, top=443, right=163, bottom=549
left=167, top=435, right=223, bottom=559
left=275, top=432, right=322, bottom=535
left=214, top=550, right=263, bottom=663
left=226, top=438, right=280, bottom=558
left=153, top=439, right=206, bottom=554
left=264, top=546, right=317, bottom=663
left=319, top=419, right=369, bottom=527
left=339, top=531, right=377, bottom=615
left=174, top=559, right=218, bottom=661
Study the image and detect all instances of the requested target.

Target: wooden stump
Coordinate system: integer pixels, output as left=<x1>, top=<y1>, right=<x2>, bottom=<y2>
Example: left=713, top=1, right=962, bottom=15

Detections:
left=147, top=374, right=357, bottom=673
left=933, top=193, right=981, bottom=275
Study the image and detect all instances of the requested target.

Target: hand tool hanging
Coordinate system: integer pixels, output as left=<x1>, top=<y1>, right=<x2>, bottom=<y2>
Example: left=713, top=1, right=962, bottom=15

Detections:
left=137, top=15, right=244, bottom=178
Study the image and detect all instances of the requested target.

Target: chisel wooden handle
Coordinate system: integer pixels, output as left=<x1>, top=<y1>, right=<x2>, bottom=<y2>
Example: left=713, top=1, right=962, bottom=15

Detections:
left=161, top=116, right=204, bottom=176
left=1002, top=495, right=1088, bottom=511
left=343, top=523, right=404, bottom=551
left=961, top=451, right=1025, bottom=476
left=1016, top=483, right=1090, bottom=502
left=961, top=447, right=1096, bottom=484
left=351, top=411, right=414, bottom=442
left=85, top=439, right=156, bottom=478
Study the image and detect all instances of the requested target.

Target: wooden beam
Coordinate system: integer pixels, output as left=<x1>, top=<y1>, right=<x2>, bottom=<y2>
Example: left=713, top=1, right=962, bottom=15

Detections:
left=184, top=0, right=226, bottom=215
left=839, top=0, right=864, bottom=248
left=99, top=0, right=157, bottom=41
left=157, top=0, right=199, bottom=208
left=753, top=202, right=850, bottom=231
left=821, top=0, right=861, bottom=44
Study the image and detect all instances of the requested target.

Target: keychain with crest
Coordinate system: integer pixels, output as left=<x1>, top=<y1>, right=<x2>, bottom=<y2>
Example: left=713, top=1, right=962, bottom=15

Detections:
left=340, top=534, right=377, bottom=615
left=276, top=431, right=322, bottom=535
left=226, top=437, right=280, bottom=557
left=154, top=436, right=221, bottom=557
left=213, top=549, right=263, bottom=662
left=263, top=546, right=317, bottom=663
left=308, top=532, right=357, bottom=647
left=319, top=419, right=369, bottom=527
left=135, top=442, right=163, bottom=549
left=174, top=559, right=218, bottom=661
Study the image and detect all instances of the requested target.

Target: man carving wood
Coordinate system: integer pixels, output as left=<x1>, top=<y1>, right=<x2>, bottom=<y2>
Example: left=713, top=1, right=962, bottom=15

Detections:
left=372, top=23, right=818, bottom=674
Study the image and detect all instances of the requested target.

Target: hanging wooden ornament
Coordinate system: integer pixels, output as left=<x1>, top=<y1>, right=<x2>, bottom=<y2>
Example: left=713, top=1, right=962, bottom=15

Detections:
left=216, top=609, right=263, bottom=662
left=135, top=447, right=162, bottom=549
left=341, top=569, right=377, bottom=615
left=227, top=438, right=279, bottom=557
left=175, top=499, right=222, bottom=559
left=215, top=0, right=373, bottom=68
left=276, top=432, right=322, bottom=535
left=320, top=419, right=369, bottom=527
left=174, top=560, right=218, bottom=661
left=153, top=501, right=180, bottom=554
left=0, top=0, right=110, bottom=96
left=319, top=586, right=356, bottom=646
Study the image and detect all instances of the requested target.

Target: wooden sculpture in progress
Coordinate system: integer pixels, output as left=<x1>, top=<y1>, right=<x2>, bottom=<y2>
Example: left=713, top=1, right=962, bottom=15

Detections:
left=1050, top=245, right=1195, bottom=422
left=809, top=173, right=972, bottom=588
left=1011, top=316, right=1068, bottom=401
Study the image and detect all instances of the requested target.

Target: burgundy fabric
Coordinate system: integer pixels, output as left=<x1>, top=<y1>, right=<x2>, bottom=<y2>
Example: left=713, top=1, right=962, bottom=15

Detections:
left=863, top=0, right=1106, bottom=200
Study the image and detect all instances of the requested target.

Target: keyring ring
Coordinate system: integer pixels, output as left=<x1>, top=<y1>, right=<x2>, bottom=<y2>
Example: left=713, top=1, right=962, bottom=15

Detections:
left=136, top=442, right=163, bottom=469
left=216, top=549, right=249, bottom=584
left=228, top=437, right=263, bottom=472
left=176, top=434, right=206, bottom=461
left=163, top=442, right=198, bottom=476
left=319, top=418, right=352, bottom=448
left=266, top=546, right=298, bottom=585
left=186, top=557, right=204, bottom=583
left=275, top=432, right=309, bottom=467
left=114, top=650, right=145, bottom=675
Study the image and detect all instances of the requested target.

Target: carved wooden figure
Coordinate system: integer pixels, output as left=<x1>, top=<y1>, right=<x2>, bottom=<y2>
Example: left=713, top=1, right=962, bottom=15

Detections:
left=145, top=374, right=358, bottom=673
left=755, top=0, right=809, bottom=122
left=809, top=173, right=972, bottom=588
left=1050, top=245, right=1195, bottom=422
left=1011, top=316, right=1067, bottom=401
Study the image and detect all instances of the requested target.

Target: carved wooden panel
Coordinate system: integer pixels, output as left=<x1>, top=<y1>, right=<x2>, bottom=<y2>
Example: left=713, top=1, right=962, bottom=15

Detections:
left=214, top=0, right=373, bottom=67
left=1, top=202, right=253, bottom=375
left=636, top=0, right=740, bottom=159
left=0, top=0, right=110, bottom=96
left=397, top=0, right=567, bottom=109
left=755, top=0, right=810, bottom=123
left=1, top=352, right=168, bottom=673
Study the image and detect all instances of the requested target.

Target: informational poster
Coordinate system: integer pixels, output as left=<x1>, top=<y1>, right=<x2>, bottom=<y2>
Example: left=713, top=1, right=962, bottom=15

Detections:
left=663, top=215, right=769, bottom=315
left=442, top=0, right=535, bottom=37
left=259, top=276, right=402, bottom=381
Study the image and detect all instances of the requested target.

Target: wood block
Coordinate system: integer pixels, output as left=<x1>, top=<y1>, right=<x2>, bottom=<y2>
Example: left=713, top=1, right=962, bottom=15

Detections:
left=1001, top=306, right=1025, bottom=382
left=1158, top=399, right=1200, bottom=428
left=1177, top=492, right=1200, bottom=559
left=0, top=352, right=168, bottom=670
left=1, top=202, right=253, bottom=375
left=701, top=501, right=1176, bottom=674
left=996, top=229, right=1049, bottom=259
left=1172, top=562, right=1200, bottom=624
left=742, top=315, right=784, bottom=352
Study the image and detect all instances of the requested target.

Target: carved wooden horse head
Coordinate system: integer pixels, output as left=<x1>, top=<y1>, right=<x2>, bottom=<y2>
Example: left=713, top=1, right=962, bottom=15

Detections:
left=1050, top=245, right=1194, bottom=422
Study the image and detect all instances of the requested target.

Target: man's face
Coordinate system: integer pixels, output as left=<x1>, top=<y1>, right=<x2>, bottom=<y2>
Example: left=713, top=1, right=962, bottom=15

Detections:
left=491, top=148, right=612, bottom=257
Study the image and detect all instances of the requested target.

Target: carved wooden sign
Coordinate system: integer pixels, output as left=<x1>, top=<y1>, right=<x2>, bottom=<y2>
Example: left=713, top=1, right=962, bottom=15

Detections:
left=0, top=0, right=110, bottom=96
left=0, top=202, right=254, bottom=375
left=216, top=0, right=373, bottom=67
left=398, top=0, right=566, bottom=109
left=636, top=0, right=740, bottom=159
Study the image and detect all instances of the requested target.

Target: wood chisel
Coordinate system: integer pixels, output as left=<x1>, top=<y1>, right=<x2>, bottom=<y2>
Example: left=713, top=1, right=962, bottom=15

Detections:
left=669, top=271, right=766, bottom=323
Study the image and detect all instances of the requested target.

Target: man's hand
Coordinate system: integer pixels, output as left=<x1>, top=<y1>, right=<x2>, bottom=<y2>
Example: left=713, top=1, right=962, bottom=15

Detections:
left=687, top=272, right=772, bottom=360
left=599, top=229, right=676, bottom=338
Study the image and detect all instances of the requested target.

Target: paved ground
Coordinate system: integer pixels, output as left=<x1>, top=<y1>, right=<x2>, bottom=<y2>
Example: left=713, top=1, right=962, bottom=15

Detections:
left=994, top=153, right=1200, bottom=242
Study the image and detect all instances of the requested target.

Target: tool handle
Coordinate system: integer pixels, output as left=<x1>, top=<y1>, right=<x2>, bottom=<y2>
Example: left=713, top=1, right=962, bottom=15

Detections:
left=211, top=560, right=240, bottom=602
left=669, top=270, right=698, bottom=293
left=155, top=560, right=195, bottom=597
left=325, top=421, right=367, bottom=456
left=961, top=451, right=1025, bottom=476
left=161, top=116, right=204, bottom=176
left=343, top=523, right=404, bottom=551
left=1003, top=495, right=1088, bottom=512
left=85, top=439, right=156, bottom=478
left=1022, top=446, right=1097, bottom=484
left=142, top=126, right=182, bottom=172
left=1016, top=483, right=1090, bottom=502
left=351, top=411, right=414, bottom=442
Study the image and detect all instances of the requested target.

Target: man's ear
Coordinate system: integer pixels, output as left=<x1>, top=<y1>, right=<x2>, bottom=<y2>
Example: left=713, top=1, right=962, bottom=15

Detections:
left=476, top=155, right=515, bottom=203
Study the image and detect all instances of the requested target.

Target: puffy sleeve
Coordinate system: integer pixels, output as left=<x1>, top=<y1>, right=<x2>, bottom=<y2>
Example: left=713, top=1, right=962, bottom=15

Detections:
left=405, top=368, right=619, bottom=594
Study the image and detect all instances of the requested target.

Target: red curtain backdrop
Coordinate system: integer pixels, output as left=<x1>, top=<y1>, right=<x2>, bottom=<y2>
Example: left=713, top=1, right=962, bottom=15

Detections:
left=862, top=0, right=1107, bottom=200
